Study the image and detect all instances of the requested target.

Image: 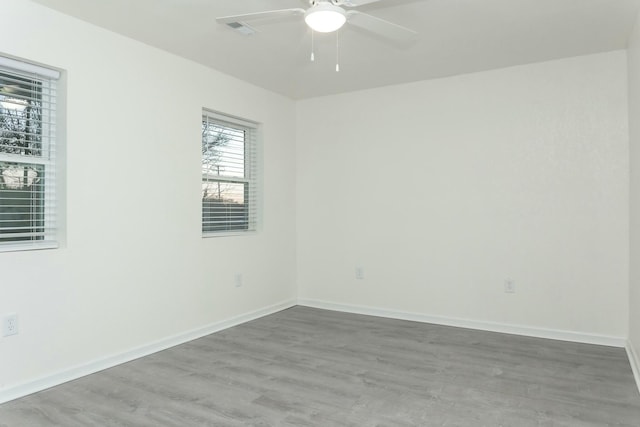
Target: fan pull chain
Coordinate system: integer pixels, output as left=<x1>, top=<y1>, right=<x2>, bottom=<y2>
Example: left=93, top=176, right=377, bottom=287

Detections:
left=336, top=30, right=340, bottom=72
left=310, top=30, right=315, bottom=62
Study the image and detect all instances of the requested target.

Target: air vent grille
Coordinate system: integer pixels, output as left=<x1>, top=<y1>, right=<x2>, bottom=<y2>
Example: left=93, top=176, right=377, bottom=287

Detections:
left=226, top=22, right=257, bottom=35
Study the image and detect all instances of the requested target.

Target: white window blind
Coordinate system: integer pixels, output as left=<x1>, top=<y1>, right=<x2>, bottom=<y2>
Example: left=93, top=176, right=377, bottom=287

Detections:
left=202, top=110, right=258, bottom=235
left=0, top=57, right=59, bottom=251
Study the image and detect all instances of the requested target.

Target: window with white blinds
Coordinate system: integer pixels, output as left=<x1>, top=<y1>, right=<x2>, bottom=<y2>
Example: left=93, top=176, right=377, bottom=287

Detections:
left=202, top=110, right=258, bottom=235
left=0, top=57, right=59, bottom=251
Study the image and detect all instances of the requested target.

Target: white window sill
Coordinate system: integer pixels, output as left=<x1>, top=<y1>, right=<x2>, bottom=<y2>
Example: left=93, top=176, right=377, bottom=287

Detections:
left=202, top=231, right=258, bottom=239
left=0, top=241, right=59, bottom=253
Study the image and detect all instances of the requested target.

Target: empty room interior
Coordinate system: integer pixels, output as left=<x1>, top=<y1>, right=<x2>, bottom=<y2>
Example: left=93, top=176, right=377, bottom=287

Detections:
left=2, top=0, right=640, bottom=425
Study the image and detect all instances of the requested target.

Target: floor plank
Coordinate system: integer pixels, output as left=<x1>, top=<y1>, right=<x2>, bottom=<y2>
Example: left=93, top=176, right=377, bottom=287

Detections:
left=1, top=306, right=639, bottom=426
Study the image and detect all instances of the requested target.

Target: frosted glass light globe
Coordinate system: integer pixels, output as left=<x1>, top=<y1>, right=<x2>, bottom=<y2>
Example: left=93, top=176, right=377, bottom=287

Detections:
left=305, top=4, right=347, bottom=33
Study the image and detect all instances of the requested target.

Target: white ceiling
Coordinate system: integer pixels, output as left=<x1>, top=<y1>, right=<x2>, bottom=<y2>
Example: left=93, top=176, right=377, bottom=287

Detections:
left=31, top=0, right=640, bottom=99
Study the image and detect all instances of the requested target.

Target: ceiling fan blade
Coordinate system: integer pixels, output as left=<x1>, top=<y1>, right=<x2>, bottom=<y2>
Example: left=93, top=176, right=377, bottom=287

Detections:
left=217, top=8, right=305, bottom=25
left=340, top=0, right=383, bottom=6
left=346, top=10, right=417, bottom=43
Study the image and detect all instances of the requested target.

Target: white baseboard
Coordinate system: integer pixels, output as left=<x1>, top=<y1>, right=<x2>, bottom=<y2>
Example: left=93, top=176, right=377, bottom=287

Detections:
left=3, top=299, right=632, bottom=405
left=0, top=299, right=296, bottom=405
left=627, top=340, right=640, bottom=395
left=297, top=298, right=627, bottom=348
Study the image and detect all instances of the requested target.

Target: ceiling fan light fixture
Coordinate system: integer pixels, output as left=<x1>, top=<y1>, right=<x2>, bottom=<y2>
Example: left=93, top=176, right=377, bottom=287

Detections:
left=305, top=4, right=347, bottom=33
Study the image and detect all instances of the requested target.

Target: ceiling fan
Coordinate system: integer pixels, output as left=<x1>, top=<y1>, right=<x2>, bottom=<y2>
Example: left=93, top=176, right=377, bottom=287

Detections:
left=216, top=0, right=418, bottom=43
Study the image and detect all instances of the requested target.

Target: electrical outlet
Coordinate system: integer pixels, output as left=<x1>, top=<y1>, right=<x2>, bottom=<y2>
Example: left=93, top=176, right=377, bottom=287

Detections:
left=355, top=267, right=364, bottom=280
left=234, top=273, right=243, bottom=288
left=504, top=280, right=516, bottom=294
left=3, top=313, right=18, bottom=337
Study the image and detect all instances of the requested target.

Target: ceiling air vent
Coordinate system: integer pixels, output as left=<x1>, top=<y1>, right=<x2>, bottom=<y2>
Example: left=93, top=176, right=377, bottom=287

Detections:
left=226, top=22, right=257, bottom=36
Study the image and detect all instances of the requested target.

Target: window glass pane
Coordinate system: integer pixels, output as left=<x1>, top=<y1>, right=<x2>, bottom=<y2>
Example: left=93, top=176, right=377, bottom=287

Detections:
left=202, top=122, right=245, bottom=179
left=0, top=161, right=45, bottom=242
left=0, top=72, right=43, bottom=157
left=202, top=181, right=248, bottom=232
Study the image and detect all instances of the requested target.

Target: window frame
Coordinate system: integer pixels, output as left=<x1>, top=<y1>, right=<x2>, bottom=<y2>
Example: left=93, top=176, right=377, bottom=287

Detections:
left=201, top=109, right=260, bottom=237
left=0, top=56, right=60, bottom=252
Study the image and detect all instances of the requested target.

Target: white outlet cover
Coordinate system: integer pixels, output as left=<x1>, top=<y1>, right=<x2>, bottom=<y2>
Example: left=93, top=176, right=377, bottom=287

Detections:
left=504, top=280, right=516, bottom=293
left=3, top=314, right=19, bottom=337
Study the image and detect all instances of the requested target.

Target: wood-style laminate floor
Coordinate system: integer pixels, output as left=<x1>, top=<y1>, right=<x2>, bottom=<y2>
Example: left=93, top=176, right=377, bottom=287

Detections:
left=1, top=306, right=639, bottom=426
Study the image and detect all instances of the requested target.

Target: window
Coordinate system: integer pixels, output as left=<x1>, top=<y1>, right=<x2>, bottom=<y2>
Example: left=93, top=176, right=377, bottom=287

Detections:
left=202, top=110, right=258, bottom=235
left=0, top=57, right=59, bottom=251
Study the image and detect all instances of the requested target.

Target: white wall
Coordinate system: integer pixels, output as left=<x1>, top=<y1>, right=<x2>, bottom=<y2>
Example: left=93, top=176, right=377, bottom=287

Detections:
left=0, top=0, right=297, bottom=393
left=297, top=51, right=629, bottom=339
left=628, top=9, right=640, bottom=375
